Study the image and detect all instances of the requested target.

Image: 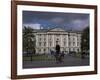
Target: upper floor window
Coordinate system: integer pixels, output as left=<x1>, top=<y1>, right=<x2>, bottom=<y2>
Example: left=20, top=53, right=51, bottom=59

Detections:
left=50, top=42, right=52, bottom=46
left=39, top=42, right=41, bottom=46
left=49, top=38, right=52, bottom=40
left=69, top=37, right=70, bottom=40
left=73, top=37, right=75, bottom=41
left=77, top=42, right=80, bottom=46
left=64, top=42, right=66, bottom=46
left=69, top=42, right=71, bottom=46
left=73, top=42, right=75, bottom=46
left=39, top=38, right=42, bottom=41
left=57, top=38, right=59, bottom=41
left=44, top=42, right=46, bottom=46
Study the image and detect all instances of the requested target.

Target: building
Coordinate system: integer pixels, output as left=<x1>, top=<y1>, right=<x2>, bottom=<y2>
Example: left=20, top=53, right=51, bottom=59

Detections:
left=32, top=27, right=82, bottom=54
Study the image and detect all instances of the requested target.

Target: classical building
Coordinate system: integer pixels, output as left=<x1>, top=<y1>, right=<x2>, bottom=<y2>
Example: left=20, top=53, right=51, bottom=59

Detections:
left=32, top=27, right=82, bottom=54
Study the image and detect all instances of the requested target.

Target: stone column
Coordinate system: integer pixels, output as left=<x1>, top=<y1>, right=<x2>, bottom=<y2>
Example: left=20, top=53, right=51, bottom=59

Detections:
left=52, top=34, right=55, bottom=48
left=60, top=34, right=63, bottom=51
left=35, top=34, right=38, bottom=54
left=47, top=34, right=49, bottom=53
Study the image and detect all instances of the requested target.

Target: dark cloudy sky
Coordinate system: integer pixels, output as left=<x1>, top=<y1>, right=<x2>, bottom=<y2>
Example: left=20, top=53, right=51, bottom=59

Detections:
left=23, top=11, right=89, bottom=31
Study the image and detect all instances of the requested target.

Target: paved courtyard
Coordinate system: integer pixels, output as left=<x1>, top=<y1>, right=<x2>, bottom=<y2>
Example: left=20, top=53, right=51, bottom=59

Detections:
left=23, top=54, right=89, bottom=69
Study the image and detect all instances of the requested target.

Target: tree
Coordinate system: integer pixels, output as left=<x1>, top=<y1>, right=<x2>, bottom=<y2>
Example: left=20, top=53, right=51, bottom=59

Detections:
left=81, top=27, right=89, bottom=53
left=23, top=26, right=36, bottom=54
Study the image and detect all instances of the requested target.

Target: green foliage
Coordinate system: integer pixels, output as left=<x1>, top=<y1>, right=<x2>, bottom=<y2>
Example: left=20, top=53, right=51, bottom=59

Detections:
left=23, top=26, right=36, bottom=54
left=81, top=27, right=89, bottom=52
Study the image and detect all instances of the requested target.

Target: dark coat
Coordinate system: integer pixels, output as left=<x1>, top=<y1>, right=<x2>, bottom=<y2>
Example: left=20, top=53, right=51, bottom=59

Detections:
left=55, top=44, right=60, bottom=53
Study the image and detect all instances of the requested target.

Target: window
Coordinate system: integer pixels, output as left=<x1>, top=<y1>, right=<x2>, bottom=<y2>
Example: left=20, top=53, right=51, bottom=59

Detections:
left=73, top=42, right=75, bottom=46
left=57, top=38, right=59, bottom=41
left=77, top=37, right=81, bottom=41
left=50, top=38, right=52, bottom=40
left=44, top=49, right=46, bottom=52
left=77, top=37, right=78, bottom=41
left=44, top=42, right=46, bottom=46
left=73, top=37, right=75, bottom=41
left=50, top=42, right=52, bottom=46
left=44, top=35, right=46, bottom=40
left=39, top=38, right=41, bottom=41
left=64, top=42, right=66, bottom=46
left=39, top=49, right=41, bottom=52
left=77, top=42, right=80, bottom=46
left=69, top=37, right=70, bottom=40
left=49, top=35, right=52, bottom=40
left=71, top=42, right=73, bottom=46
left=69, top=42, right=71, bottom=46
left=39, top=42, right=41, bottom=46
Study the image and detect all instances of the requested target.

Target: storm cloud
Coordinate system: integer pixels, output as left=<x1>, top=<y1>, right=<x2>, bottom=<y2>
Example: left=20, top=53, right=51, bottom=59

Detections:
left=23, top=11, right=89, bottom=31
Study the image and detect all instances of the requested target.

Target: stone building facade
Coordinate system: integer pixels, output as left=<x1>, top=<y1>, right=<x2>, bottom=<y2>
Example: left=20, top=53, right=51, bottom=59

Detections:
left=33, top=27, right=82, bottom=54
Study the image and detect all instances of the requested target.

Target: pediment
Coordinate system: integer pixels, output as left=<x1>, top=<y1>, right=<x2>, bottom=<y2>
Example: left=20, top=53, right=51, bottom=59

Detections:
left=48, top=27, right=65, bottom=32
